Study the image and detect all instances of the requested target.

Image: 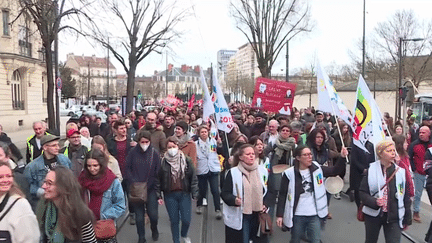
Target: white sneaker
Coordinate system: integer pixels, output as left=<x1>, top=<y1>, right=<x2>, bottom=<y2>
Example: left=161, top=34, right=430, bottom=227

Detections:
left=182, top=237, right=191, bottom=243
left=203, top=198, right=208, bottom=206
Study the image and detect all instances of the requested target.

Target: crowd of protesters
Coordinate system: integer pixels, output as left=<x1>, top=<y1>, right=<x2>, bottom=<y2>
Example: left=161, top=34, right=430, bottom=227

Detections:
left=0, top=101, right=430, bottom=243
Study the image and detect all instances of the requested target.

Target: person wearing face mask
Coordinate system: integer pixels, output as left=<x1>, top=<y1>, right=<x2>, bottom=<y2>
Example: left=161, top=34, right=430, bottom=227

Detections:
left=155, top=136, right=198, bottom=243
left=125, top=130, right=161, bottom=243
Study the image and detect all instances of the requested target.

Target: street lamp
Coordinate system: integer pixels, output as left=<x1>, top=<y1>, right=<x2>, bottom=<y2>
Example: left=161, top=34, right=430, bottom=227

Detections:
left=396, top=37, right=424, bottom=121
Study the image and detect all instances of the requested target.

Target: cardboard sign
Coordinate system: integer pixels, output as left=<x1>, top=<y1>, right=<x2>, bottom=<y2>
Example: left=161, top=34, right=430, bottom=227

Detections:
left=252, top=78, right=297, bottom=114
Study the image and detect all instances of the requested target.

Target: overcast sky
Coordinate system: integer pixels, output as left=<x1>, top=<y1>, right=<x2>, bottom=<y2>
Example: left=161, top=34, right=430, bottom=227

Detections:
left=59, top=0, right=431, bottom=77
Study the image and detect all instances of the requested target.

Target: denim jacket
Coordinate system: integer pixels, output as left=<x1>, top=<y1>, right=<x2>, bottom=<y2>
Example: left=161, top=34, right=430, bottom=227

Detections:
left=99, top=179, right=126, bottom=220
left=24, top=154, right=71, bottom=197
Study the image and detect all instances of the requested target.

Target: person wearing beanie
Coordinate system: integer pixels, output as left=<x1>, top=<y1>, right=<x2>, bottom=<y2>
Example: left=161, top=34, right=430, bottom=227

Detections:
left=174, top=121, right=197, bottom=168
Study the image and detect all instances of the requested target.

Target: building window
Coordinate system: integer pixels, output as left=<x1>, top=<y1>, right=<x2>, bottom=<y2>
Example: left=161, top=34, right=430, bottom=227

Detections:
left=11, top=70, right=24, bottom=110
left=2, top=10, right=9, bottom=36
left=18, top=16, right=31, bottom=57
left=42, top=75, right=47, bottom=103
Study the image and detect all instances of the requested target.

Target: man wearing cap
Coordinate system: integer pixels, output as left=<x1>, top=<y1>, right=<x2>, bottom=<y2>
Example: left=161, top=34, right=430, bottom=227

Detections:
left=60, top=129, right=89, bottom=177
left=26, top=121, right=51, bottom=163
left=251, top=113, right=267, bottom=137
left=24, top=134, right=71, bottom=210
left=301, top=108, right=315, bottom=124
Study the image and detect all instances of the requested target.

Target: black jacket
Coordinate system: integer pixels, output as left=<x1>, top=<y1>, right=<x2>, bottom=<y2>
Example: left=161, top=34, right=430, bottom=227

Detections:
left=359, top=163, right=412, bottom=227
left=221, top=166, right=276, bottom=208
left=106, top=136, right=133, bottom=158
left=276, top=156, right=346, bottom=218
left=155, top=155, right=198, bottom=199
left=0, top=132, right=22, bottom=161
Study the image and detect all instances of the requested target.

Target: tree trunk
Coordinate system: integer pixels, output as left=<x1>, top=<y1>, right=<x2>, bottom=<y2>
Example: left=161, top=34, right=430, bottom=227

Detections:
left=126, top=59, right=137, bottom=114
left=44, top=42, right=56, bottom=130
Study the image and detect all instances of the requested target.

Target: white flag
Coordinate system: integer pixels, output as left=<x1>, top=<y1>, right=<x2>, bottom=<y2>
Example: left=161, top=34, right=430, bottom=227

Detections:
left=200, top=68, right=215, bottom=122
left=316, top=62, right=356, bottom=131
left=212, top=67, right=234, bottom=133
left=352, top=75, right=386, bottom=152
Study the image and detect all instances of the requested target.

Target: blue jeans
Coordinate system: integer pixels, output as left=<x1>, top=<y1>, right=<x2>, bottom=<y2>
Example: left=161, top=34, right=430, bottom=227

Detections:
left=242, top=213, right=259, bottom=243
left=413, top=172, right=426, bottom=212
left=165, top=191, right=192, bottom=243
left=291, top=215, right=321, bottom=243
left=133, top=190, right=159, bottom=240
left=197, top=172, right=221, bottom=211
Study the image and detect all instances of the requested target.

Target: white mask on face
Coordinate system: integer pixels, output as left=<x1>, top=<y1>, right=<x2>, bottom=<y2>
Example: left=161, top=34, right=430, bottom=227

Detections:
left=168, top=148, right=178, bottom=157
left=140, top=144, right=149, bottom=152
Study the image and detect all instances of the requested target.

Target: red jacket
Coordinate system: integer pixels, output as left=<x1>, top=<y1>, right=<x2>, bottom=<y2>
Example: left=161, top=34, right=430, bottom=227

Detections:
left=408, top=139, right=432, bottom=175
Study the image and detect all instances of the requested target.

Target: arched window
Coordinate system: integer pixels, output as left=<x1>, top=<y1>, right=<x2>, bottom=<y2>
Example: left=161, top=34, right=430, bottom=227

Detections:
left=11, top=70, right=24, bottom=110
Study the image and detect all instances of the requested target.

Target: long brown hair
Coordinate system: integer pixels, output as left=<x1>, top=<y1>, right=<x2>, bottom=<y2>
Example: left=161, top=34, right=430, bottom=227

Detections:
left=392, top=134, right=407, bottom=157
left=0, top=161, right=25, bottom=198
left=83, top=148, right=109, bottom=178
left=49, top=166, right=94, bottom=240
left=92, top=135, right=111, bottom=157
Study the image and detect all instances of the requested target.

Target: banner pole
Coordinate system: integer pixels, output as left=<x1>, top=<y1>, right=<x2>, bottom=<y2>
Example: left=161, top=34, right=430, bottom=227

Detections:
left=330, top=104, right=350, bottom=164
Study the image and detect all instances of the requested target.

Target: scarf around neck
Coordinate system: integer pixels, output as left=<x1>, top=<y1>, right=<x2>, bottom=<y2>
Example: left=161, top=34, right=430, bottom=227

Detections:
left=238, top=161, right=263, bottom=214
left=164, top=151, right=187, bottom=181
left=272, top=135, right=295, bottom=164
left=78, top=169, right=116, bottom=220
left=178, top=134, right=190, bottom=149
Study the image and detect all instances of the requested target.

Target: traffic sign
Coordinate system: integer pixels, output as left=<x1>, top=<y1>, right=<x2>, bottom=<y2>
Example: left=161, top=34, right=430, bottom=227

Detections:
left=56, top=77, right=62, bottom=90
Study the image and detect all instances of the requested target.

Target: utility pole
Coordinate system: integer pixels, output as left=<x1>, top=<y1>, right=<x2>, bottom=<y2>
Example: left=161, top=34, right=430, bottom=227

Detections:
left=54, top=0, right=60, bottom=135
left=107, top=37, right=110, bottom=105
left=165, top=51, right=168, bottom=96
left=87, top=62, right=90, bottom=104
left=362, top=0, right=366, bottom=77
left=286, top=40, right=289, bottom=82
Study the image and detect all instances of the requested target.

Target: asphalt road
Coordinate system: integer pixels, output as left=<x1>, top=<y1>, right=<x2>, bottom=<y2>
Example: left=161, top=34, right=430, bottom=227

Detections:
left=117, top=191, right=431, bottom=243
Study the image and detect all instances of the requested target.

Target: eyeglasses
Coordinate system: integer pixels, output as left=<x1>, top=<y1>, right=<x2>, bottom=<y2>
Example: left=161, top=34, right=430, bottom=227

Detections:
left=301, top=153, right=313, bottom=157
left=69, top=136, right=81, bottom=140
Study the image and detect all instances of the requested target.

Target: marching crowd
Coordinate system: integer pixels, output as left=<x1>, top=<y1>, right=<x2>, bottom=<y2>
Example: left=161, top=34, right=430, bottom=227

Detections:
left=0, top=103, right=430, bottom=243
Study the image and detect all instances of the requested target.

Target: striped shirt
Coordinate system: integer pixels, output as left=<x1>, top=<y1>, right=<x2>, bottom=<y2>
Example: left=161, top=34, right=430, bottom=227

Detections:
left=81, top=221, right=97, bottom=243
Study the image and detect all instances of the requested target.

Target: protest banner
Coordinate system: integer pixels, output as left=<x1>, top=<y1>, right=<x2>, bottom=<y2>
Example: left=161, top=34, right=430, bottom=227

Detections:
left=252, top=77, right=296, bottom=115
left=212, top=68, right=234, bottom=133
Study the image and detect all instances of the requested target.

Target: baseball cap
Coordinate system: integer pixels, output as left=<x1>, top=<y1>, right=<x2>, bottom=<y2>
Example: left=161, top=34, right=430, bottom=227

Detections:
left=67, top=129, right=80, bottom=138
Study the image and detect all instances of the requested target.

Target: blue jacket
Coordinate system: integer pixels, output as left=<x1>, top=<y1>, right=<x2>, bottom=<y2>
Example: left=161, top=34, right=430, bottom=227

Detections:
left=99, top=179, right=126, bottom=220
left=24, top=154, right=71, bottom=202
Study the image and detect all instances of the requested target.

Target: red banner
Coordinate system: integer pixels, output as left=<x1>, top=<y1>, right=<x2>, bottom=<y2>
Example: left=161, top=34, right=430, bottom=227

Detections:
left=252, top=78, right=297, bottom=115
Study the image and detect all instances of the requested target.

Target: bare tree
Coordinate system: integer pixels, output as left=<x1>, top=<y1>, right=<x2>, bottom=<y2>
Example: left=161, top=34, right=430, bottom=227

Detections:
left=230, top=0, right=312, bottom=78
left=349, top=9, right=432, bottom=88
left=89, top=0, right=188, bottom=113
left=17, top=0, right=91, bottom=130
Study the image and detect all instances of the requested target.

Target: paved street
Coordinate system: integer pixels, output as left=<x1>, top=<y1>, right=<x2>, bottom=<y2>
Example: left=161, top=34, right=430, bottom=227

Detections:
left=115, top=191, right=431, bottom=243
left=6, top=121, right=432, bottom=243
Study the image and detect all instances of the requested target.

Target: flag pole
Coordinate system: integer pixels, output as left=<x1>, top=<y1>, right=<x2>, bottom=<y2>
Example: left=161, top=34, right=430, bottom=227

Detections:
left=330, top=104, right=350, bottom=164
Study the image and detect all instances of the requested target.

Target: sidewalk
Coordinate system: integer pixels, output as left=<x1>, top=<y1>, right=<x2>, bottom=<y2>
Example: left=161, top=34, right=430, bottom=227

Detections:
left=6, top=116, right=69, bottom=152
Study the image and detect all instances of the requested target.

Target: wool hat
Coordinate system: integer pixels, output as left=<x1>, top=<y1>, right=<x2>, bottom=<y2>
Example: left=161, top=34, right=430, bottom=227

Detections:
left=41, top=134, right=60, bottom=146
left=176, top=121, right=189, bottom=132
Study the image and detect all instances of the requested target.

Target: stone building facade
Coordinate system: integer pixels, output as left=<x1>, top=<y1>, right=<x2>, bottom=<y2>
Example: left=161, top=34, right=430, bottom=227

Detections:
left=0, top=1, right=48, bottom=132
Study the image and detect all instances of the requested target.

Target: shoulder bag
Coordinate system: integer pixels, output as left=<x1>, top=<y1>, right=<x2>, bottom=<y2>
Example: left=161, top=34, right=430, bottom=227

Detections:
left=129, top=149, right=154, bottom=203
left=357, top=166, right=399, bottom=221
